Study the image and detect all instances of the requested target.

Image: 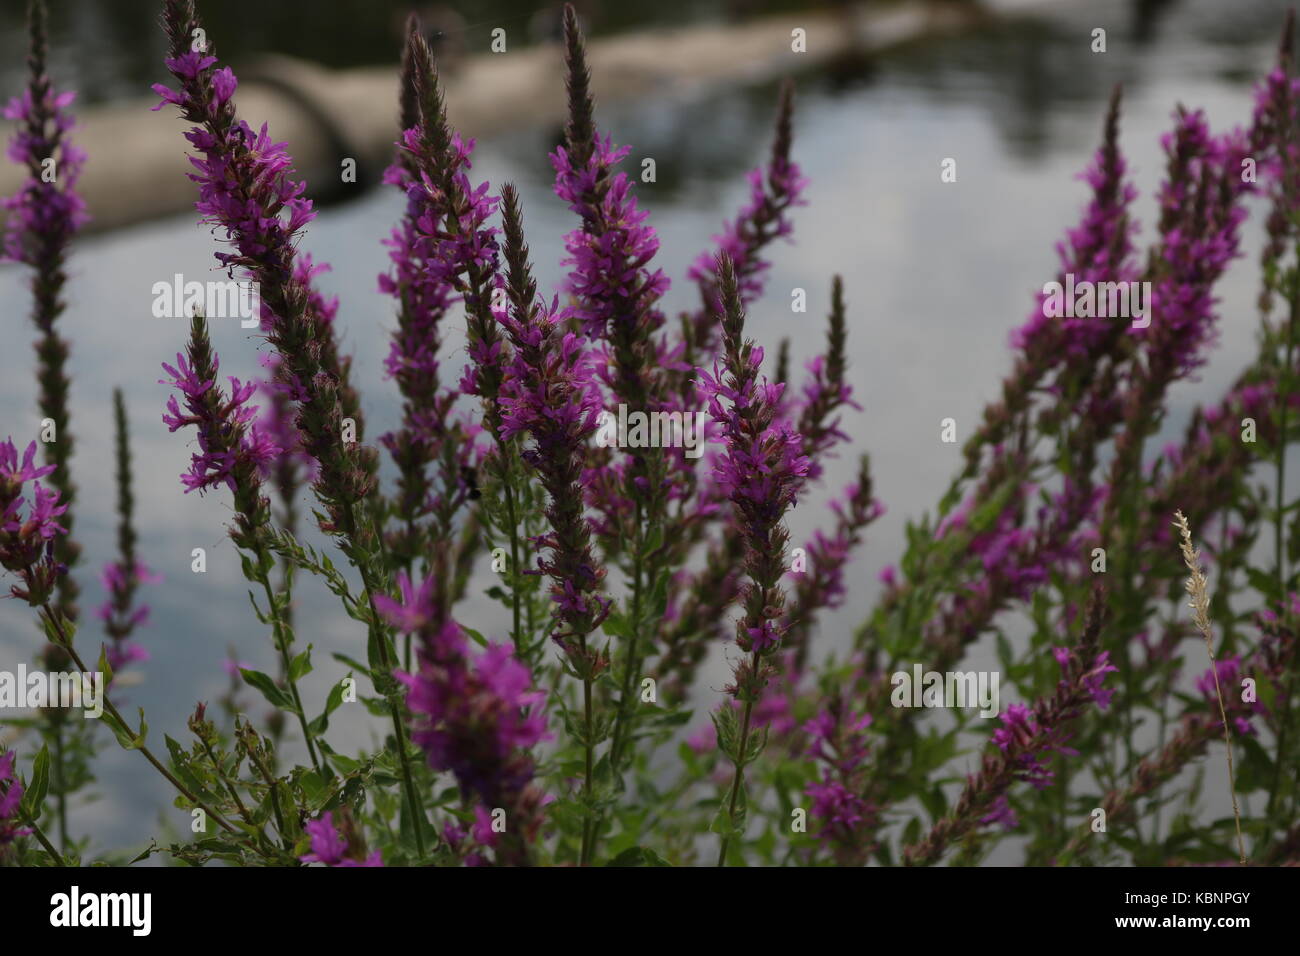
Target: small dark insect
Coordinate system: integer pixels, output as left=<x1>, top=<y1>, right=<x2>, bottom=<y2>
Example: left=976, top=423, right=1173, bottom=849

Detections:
left=461, top=465, right=482, bottom=501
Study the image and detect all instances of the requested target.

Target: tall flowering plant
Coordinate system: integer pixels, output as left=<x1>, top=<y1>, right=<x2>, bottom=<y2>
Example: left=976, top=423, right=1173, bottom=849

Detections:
left=2, top=0, right=1299, bottom=870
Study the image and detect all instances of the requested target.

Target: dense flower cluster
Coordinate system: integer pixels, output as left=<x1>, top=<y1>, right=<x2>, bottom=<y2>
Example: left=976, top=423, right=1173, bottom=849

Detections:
left=495, top=185, right=610, bottom=656
left=0, top=751, right=31, bottom=849
left=161, top=352, right=278, bottom=495
left=301, top=811, right=383, bottom=867
left=1, top=86, right=86, bottom=265
left=377, top=571, right=550, bottom=861
left=698, top=257, right=809, bottom=661
left=154, top=0, right=373, bottom=534
left=0, top=438, right=67, bottom=606
left=803, top=704, right=876, bottom=861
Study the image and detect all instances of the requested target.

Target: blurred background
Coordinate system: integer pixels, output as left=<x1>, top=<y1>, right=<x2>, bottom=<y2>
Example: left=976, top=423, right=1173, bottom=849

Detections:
left=0, top=0, right=1294, bottom=858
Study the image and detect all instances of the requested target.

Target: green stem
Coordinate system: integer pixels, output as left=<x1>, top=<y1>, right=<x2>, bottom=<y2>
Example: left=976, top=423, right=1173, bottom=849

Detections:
left=257, top=571, right=321, bottom=775
left=502, top=473, right=523, bottom=653
left=346, top=503, right=427, bottom=860
left=44, top=607, right=238, bottom=835
left=18, top=807, right=64, bottom=865
left=610, top=504, right=644, bottom=768
left=579, top=673, right=595, bottom=865
left=1268, top=283, right=1298, bottom=826
left=243, top=734, right=291, bottom=849
left=53, top=718, right=69, bottom=851
left=198, top=737, right=254, bottom=828
left=716, top=686, right=757, bottom=868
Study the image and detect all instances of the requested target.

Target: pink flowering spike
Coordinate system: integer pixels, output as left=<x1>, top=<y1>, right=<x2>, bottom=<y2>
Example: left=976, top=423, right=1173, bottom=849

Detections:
left=703, top=255, right=809, bottom=668
left=0, top=437, right=69, bottom=606
left=156, top=0, right=373, bottom=537
left=686, top=79, right=805, bottom=354
left=96, top=391, right=160, bottom=677
left=386, top=565, right=549, bottom=865
left=159, top=315, right=278, bottom=555
left=802, top=699, right=877, bottom=864
left=495, top=185, right=610, bottom=667
left=905, top=589, right=1111, bottom=866
left=703, top=254, right=809, bottom=867
left=394, top=29, right=502, bottom=426
left=791, top=277, right=860, bottom=485
left=378, top=25, right=500, bottom=572
left=3, top=0, right=88, bottom=624
left=551, top=7, right=697, bottom=584
left=783, top=454, right=881, bottom=674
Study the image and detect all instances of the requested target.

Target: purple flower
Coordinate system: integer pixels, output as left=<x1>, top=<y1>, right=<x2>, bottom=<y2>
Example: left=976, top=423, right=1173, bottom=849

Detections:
left=685, top=80, right=805, bottom=354
left=802, top=700, right=876, bottom=861
left=2, top=58, right=88, bottom=265
left=0, top=439, right=54, bottom=491
left=905, top=591, right=1111, bottom=865
left=1196, top=656, right=1263, bottom=736
left=0, top=751, right=32, bottom=847
left=376, top=37, right=473, bottom=548
left=697, top=256, right=809, bottom=667
left=806, top=779, right=872, bottom=842
left=1053, top=647, right=1119, bottom=710
left=378, top=569, right=550, bottom=860
left=785, top=456, right=882, bottom=671
left=991, top=703, right=1060, bottom=790
left=979, top=795, right=1019, bottom=831
left=155, top=0, right=373, bottom=535
left=2, top=2, right=86, bottom=623
left=551, top=134, right=669, bottom=340
left=0, top=438, right=68, bottom=605
left=372, top=571, right=438, bottom=634
left=160, top=352, right=279, bottom=495
left=97, top=559, right=161, bottom=673
left=300, top=811, right=383, bottom=867
left=495, top=185, right=611, bottom=663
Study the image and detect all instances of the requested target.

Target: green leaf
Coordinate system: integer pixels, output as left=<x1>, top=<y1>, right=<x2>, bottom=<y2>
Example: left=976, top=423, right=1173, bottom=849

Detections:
left=1245, top=567, right=1281, bottom=602
left=1235, top=735, right=1273, bottom=793
left=21, top=744, right=51, bottom=819
left=330, top=653, right=374, bottom=680
left=289, top=646, right=313, bottom=683
left=239, top=668, right=296, bottom=713
left=709, top=782, right=747, bottom=840
left=96, top=644, right=115, bottom=691
left=110, top=715, right=146, bottom=751
left=43, top=613, right=75, bottom=648
left=605, top=846, right=672, bottom=867
left=920, top=784, right=947, bottom=824
left=309, top=672, right=350, bottom=736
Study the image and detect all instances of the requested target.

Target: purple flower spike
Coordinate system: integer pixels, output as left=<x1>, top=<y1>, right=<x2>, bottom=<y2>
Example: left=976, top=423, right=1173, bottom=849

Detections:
left=3, top=0, right=89, bottom=624
left=905, top=589, right=1112, bottom=866
left=378, top=567, right=550, bottom=864
left=155, top=0, right=373, bottom=536
left=699, top=255, right=808, bottom=671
